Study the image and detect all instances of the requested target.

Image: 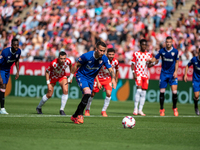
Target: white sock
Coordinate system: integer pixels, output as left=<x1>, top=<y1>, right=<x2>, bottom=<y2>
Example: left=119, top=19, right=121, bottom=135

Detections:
left=37, top=95, right=48, bottom=108
left=139, top=90, right=146, bottom=111
left=134, top=89, right=142, bottom=110
left=86, top=97, right=93, bottom=110
left=102, top=96, right=111, bottom=111
left=60, top=94, right=68, bottom=110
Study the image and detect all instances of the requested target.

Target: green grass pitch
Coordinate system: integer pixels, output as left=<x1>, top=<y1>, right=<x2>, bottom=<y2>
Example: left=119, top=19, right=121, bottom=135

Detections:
left=0, top=96, right=200, bottom=150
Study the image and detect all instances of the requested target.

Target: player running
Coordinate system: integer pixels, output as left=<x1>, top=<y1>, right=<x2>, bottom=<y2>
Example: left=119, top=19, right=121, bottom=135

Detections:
left=36, top=51, right=72, bottom=115
left=0, top=38, right=21, bottom=114
left=84, top=48, right=119, bottom=117
left=131, top=39, right=157, bottom=116
left=68, top=41, right=116, bottom=124
left=149, top=36, right=179, bottom=116
left=184, top=50, right=200, bottom=115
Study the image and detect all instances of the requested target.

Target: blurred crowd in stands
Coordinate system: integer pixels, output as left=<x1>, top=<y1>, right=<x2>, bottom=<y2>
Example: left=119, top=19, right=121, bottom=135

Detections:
left=0, top=0, right=200, bottom=66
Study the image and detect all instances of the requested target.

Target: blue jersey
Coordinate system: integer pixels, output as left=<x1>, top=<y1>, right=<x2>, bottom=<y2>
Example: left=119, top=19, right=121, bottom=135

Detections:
left=76, top=51, right=112, bottom=80
left=155, top=47, right=179, bottom=74
left=0, top=47, right=21, bottom=71
left=187, top=56, right=200, bottom=81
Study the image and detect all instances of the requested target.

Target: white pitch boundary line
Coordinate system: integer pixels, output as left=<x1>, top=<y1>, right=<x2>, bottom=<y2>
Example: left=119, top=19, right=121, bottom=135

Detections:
left=0, top=114, right=199, bottom=118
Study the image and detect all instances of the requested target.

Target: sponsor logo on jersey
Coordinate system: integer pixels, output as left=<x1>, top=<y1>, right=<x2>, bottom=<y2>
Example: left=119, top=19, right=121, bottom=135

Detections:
left=99, top=60, right=103, bottom=64
left=162, top=53, right=165, bottom=55
left=171, top=52, right=175, bottom=56
left=7, top=59, right=16, bottom=63
left=86, top=65, right=99, bottom=70
left=8, top=56, right=10, bottom=58
left=163, top=57, right=173, bottom=62
left=195, top=62, right=198, bottom=65
left=88, top=61, right=92, bottom=63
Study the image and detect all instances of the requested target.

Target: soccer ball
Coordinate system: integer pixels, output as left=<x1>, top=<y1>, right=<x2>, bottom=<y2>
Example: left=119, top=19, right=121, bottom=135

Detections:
left=122, top=116, right=136, bottom=129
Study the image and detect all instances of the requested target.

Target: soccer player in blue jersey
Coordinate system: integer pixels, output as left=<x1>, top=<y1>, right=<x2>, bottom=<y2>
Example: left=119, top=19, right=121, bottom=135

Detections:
left=67, top=41, right=116, bottom=124
left=0, top=38, right=21, bottom=114
left=184, top=50, right=200, bottom=115
left=149, top=36, right=179, bottom=116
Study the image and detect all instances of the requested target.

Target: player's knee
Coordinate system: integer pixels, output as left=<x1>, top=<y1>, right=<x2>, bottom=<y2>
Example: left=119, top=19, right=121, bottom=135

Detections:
left=91, top=92, right=95, bottom=97
left=0, top=88, right=6, bottom=93
left=160, top=89, right=165, bottom=93
left=84, top=89, right=91, bottom=95
left=172, top=90, right=177, bottom=94
left=194, top=97, right=199, bottom=101
left=62, top=89, right=68, bottom=95
left=106, top=91, right=112, bottom=97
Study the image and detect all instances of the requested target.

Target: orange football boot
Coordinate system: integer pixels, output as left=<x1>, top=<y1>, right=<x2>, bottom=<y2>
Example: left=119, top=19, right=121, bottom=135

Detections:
left=159, top=109, right=165, bottom=116
left=77, top=115, right=84, bottom=124
left=101, top=111, right=108, bottom=117
left=172, top=108, right=179, bottom=117
left=85, top=110, right=90, bottom=116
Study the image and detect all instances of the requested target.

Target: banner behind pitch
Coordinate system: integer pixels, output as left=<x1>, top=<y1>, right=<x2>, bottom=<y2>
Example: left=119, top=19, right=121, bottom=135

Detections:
left=7, top=75, right=195, bottom=104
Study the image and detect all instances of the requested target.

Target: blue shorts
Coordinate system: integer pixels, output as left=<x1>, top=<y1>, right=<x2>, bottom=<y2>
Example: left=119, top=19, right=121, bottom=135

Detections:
left=76, top=75, right=94, bottom=94
left=159, top=73, right=178, bottom=89
left=192, top=81, right=200, bottom=92
left=0, top=70, right=10, bottom=84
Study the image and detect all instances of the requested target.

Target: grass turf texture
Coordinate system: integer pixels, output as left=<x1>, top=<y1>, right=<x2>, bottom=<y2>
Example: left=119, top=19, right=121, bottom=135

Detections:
left=0, top=96, right=200, bottom=150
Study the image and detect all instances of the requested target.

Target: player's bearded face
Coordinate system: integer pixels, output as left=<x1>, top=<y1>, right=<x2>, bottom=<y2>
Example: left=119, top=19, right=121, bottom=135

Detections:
left=166, top=39, right=172, bottom=49
left=58, top=55, right=66, bottom=64
left=96, top=45, right=106, bottom=58
left=11, top=41, right=19, bottom=52
left=107, top=52, right=115, bottom=61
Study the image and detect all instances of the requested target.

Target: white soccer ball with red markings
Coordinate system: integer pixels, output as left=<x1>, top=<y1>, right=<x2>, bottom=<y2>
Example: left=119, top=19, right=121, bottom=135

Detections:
left=122, top=116, right=136, bottom=129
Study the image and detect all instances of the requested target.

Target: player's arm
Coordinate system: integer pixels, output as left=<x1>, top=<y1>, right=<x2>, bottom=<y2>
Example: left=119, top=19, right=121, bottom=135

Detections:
left=184, top=65, right=189, bottom=82
left=45, top=70, right=50, bottom=85
left=68, top=62, right=82, bottom=84
left=131, top=63, right=137, bottom=80
left=108, top=67, right=116, bottom=89
left=147, top=59, right=159, bottom=68
left=95, top=75, right=102, bottom=90
left=173, top=60, right=179, bottom=78
left=115, top=69, right=119, bottom=84
left=15, top=60, right=20, bottom=80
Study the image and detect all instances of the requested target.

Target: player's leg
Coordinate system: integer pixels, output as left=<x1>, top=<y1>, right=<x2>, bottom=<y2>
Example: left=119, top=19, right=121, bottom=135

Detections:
left=85, top=80, right=99, bottom=116
left=101, top=79, right=112, bottom=117
left=159, top=73, right=168, bottom=116
left=0, top=70, right=10, bottom=114
left=36, top=82, right=55, bottom=114
left=138, top=77, right=148, bottom=116
left=170, top=76, right=178, bottom=116
left=59, top=77, right=69, bottom=115
left=193, top=81, right=200, bottom=115
left=71, top=78, right=92, bottom=124
left=133, top=76, right=142, bottom=115
left=85, top=91, right=96, bottom=116
left=194, top=92, right=199, bottom=115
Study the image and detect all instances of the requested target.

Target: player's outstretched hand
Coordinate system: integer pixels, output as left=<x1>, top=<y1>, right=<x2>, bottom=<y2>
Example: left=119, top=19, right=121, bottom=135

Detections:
left=15, top=72, right=19, bottom=80
left=184, top=75, right=187, bottom=82
left=133, top=73, right=137, bottom=80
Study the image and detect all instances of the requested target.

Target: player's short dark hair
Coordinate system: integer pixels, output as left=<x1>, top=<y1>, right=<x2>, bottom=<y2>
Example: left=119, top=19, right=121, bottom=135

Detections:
left=11, top=38, right=19, bottom=44
left=166, top=36, right=173, bottom=40
left=96, top=41, right=107, bottom=48
left=140, top=39, right=147, bottom=45
left=59, top=51, right=66, bottom=57
left=107, top=48, right=115, bottom=53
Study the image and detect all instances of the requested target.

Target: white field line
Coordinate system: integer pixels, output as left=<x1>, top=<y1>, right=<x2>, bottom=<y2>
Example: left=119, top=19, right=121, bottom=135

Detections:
left=0, top=114, right=199, bottom=118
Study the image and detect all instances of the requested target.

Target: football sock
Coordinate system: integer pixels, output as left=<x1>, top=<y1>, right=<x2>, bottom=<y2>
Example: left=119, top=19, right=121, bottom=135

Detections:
left=73, top=94, right=91, bottom=117
left=102, top=96, right=111, bottom=111
left=134, top=89, right=142, bottom=109
left=139, top=90, right=146, bottom=111
left=37, top=95, right=48, bottom=108
left=60, top=94, right=68, bottom=110
left=172, top=93, right=177, bottom=109
left=0, top=90, right=5, bottom=108
left=194, top=98, right=199, bottom=109
left=86, top=96, right=93, bottom=110
left=160, top=92, right=165, bottom=109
